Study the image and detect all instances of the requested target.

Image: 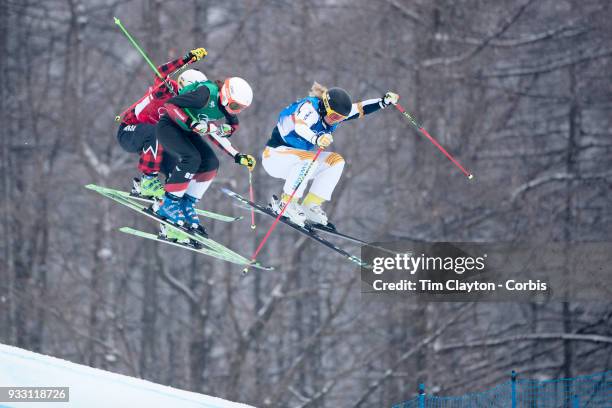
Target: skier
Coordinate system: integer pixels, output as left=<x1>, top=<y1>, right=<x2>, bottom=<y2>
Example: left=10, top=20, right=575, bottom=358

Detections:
left=154, top=69, right=256, bottom=236
left=262, top=82, right=399, bottom=227
left=116, top=47, right=208, bottom=199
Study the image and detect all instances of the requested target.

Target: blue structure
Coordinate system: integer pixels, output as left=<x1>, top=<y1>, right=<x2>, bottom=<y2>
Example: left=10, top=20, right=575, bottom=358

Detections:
left=392, top=370, right=611, bottom=407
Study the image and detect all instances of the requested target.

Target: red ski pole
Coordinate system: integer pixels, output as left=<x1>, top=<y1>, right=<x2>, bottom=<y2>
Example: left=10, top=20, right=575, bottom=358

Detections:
left=395, top=103, right=473, bottom=180
left=243, top=148, right=323, bottom=275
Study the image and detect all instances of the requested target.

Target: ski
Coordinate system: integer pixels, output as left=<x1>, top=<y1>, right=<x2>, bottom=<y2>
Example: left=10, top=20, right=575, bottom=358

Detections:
left=308, top=224, right=398, bottom=255
left=232, top=201, right=365, bottom=244
left=308, top=223, right=366, bottom=245
left=85, top=184, right=273, bottom=270
left=111, top=183, right=243, bottom=223
left=220, top=188, right=372, bottom=269
left=118, top=227, right=273, bottom=270
left=232, top=195, right=395, bottom=254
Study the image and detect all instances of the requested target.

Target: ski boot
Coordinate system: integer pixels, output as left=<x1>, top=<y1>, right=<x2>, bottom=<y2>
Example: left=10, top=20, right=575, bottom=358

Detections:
left=137, top=173, right=165, bottom=199
left=155, top=193, right=186, bottom=226
left=269, top=194, right=307, bottom=227
left=180, top=194, right=208, bottom=236
left=159, top=223, right=193, bottom=245
left=303, top=203, right=329, bottom=226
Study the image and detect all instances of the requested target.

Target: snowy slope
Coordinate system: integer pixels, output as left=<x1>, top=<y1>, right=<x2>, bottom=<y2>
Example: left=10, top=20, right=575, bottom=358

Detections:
left=0, top=344, right=255, bottom=408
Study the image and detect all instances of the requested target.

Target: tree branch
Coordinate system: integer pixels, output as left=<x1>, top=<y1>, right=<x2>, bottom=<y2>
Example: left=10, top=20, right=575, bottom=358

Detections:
left=351, top=303, right=472, bottom=407
left=438, top=332, right=612, bottom=351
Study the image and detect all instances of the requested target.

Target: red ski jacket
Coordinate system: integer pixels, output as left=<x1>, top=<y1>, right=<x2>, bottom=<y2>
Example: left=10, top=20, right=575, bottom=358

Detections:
left=120, top=56, right=190, bottom=125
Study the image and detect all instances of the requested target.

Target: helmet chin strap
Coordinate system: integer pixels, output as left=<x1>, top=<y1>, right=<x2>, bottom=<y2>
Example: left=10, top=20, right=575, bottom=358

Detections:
left=220, top=80, right=231, bottom=107
left=319, top=105, right=332, bottom=127
left=318, top=103, right=327, bottom=118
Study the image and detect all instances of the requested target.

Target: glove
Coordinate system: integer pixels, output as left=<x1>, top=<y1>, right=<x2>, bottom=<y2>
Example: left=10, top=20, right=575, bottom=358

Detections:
left=315, top=133, right=333, bottom=148
left=218, top=123, right=233, bottom=137
left=235, top=154, right=256, bottom=171
left=229, top=124, right=239, bottom=136
left=192, top=122, right=208, bottom=135
left=187, top=47, right=207, bottom=62
left=208, top=123, right=232, bottom=137
left=192, top=122, right=231, bottom=137
left=382, top=92, right=400, bottom=106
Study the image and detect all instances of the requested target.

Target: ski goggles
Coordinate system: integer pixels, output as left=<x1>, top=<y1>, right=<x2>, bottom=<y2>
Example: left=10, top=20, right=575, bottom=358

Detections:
left=221, top=81, right=248, bottom=114
left=227, top=100, right=247, bottom=114
left=322, top=92, right=348, bottom=123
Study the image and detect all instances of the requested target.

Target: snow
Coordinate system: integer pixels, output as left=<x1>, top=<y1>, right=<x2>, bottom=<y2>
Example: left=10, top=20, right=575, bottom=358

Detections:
left=0, top=344, right=254, bottom=408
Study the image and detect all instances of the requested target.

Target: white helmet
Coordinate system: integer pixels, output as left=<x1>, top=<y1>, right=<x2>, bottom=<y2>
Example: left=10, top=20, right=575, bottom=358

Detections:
left=220, top=77, right=253, bottom=114
left=177, top=69, right=208, bottom=90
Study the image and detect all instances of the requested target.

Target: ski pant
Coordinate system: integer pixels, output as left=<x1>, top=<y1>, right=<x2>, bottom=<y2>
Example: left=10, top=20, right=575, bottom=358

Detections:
left=156, top=115, right=218, bottom=199
left=261, top=145, right=345, bottom=200
left=116, top=123, right=175, bottom=176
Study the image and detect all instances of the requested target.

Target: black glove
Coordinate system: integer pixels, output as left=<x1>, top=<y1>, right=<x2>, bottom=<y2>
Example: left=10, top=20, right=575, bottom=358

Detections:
left=234, top=154, right=256, bottom=171
left=228, top=124, right=239, bottom=137
left=185, top=47, right=207, bottom=62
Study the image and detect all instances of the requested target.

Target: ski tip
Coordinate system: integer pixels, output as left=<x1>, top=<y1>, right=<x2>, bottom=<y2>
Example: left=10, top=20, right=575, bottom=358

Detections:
left=113, top=17, right=120, bottom=24
left=468, top=174, right=474, bottom=180
left=250, top=224, right=256, bottom=230
left=252, top=262, right=274, bottom=271
left=247, top=258, right=275, bottom=271
left=84, top=184, right=99, bottom=191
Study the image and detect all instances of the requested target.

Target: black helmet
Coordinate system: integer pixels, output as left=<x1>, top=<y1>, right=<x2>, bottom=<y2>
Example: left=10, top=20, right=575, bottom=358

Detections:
left=322, top=87, right=352, bottom=117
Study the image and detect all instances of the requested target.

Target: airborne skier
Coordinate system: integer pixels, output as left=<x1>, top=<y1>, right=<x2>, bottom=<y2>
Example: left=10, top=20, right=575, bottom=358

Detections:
left=154, top=69, right=257, bottom=237
left=262, top=82, right=399, bottom=227
left=116, top=48, right=208, bottom=199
